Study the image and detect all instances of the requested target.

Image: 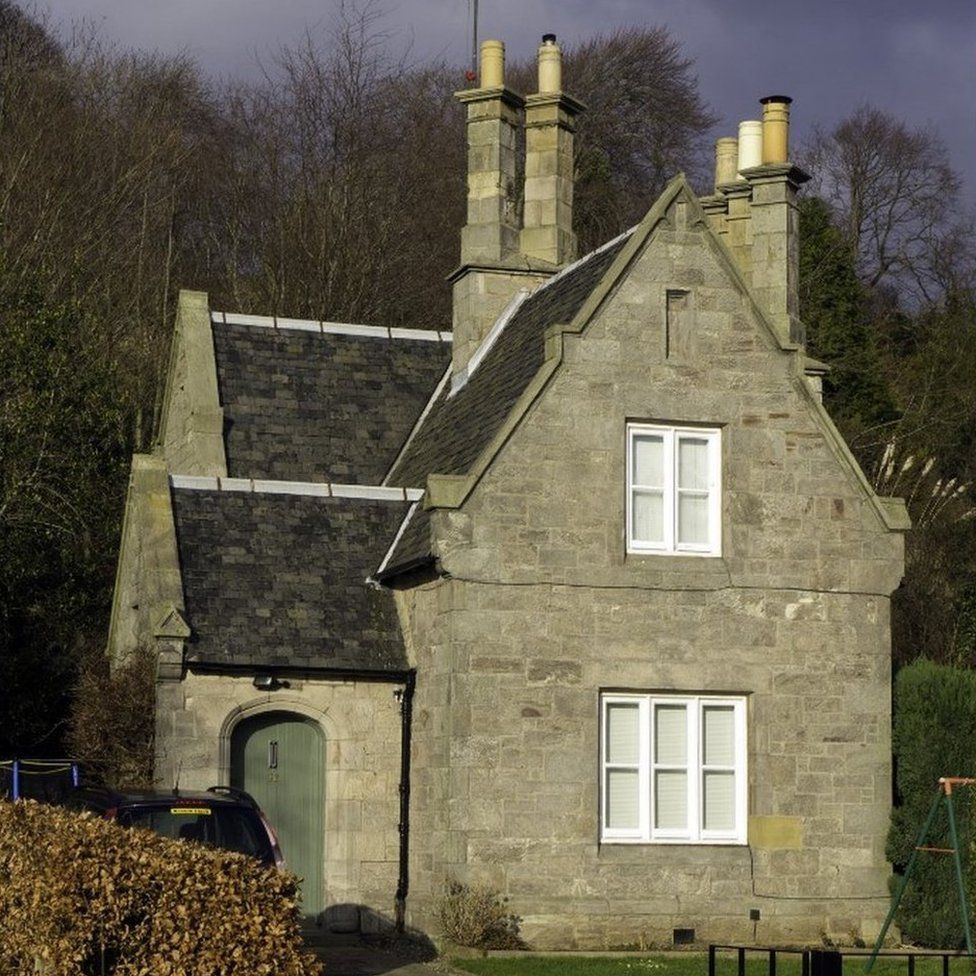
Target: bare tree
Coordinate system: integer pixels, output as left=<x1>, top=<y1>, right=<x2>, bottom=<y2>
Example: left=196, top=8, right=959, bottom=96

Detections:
left=804, top=105, right=965, bottom=302
left=566, top=28, right=716, bottom=252
left=200, top=5, right=463, bottom=326
left=507, top=27, right=716, bottom=254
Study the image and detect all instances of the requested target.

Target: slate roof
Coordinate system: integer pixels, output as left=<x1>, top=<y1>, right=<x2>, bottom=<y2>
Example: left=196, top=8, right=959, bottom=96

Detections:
left=211, top=320, right=449, bottom=484
left=388, top=235, right=629, bottom=486
left=375, top=504, right=432, bottom=580
left=172, top=486, right=411, bottom=671
left=378, top=233, right=632, bottom=577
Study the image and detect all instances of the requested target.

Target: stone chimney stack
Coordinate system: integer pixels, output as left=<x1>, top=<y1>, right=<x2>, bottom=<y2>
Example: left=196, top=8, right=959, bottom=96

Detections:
left=456, top=40, right=523, bottom=266
left=450, top=38, right=560, bottom=380
left=740, top=95, right=809, bottom=346
left=704, top=96, right=810, bottom=348
left=520, top=35, right=584, bottom=266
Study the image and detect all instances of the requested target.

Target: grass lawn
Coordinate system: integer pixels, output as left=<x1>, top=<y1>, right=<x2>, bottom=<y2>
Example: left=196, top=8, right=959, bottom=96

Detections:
left=449, top=952, right=971, bottom=976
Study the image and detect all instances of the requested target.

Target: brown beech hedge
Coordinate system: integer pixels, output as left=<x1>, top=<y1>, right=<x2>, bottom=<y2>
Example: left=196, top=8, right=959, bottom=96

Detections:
left=0, top=800, right=322, bottom=975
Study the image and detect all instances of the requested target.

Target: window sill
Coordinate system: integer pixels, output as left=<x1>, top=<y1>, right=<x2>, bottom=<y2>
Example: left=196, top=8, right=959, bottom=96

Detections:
left=596, top=841, right=751, bottom=862
left=600, top=837, right=747, bottom=846
left=621, top=551, right=731, bottom=577
left=626, top=547, right=723, bottom=559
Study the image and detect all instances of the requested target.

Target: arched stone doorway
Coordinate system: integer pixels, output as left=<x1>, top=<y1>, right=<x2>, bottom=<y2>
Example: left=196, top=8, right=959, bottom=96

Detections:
left=230, top=710, right=325, bottom=915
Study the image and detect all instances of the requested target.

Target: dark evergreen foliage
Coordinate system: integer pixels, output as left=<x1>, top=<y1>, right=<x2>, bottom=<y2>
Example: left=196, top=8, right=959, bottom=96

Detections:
left=886, top=660, right=976, bottom=947
left=0, top=273, right=131, bottom=755
left=799, top=195, right=898, bottom=447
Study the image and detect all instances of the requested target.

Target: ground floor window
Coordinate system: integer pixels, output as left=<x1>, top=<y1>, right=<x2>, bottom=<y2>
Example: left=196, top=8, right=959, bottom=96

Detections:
left=601, top=693, right=747, bottom=844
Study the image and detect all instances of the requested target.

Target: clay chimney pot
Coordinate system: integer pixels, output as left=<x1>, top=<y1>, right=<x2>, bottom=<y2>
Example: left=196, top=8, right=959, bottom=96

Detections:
left=760, top=95, right=792, bottom=165
left=480, top=39, right=505, bottom=88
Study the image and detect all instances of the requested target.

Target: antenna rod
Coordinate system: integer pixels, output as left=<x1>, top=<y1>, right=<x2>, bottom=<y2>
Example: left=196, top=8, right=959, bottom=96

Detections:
left=470, top=0, right=479, bottom=75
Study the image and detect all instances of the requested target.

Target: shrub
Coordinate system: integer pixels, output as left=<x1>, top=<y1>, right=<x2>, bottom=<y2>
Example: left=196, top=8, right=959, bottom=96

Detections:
left=66, top=644, right=155, bottom=789
left=887, top=659, right=976, bottom=947
left=0, top=799, right=321, bottom=974
left=435, top=877, right=523, bottom=949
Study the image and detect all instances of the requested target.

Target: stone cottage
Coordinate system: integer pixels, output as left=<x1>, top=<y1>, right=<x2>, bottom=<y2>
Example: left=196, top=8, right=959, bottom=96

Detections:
left=107, top=35, right=908, bottom=947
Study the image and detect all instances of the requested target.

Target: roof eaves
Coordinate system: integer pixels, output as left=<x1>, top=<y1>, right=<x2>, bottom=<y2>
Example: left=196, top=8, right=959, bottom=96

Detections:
left=211, top=311, right=451, bottom=344
left=170, top=475, right=423, bottom=502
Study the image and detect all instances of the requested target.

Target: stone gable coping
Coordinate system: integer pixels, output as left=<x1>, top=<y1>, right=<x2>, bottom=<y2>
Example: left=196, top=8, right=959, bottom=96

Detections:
left=211, top=311, right=451, bottom=344
left=423, top=174, right=909, bottom=535
left=169, top=474, right=423, bottom=502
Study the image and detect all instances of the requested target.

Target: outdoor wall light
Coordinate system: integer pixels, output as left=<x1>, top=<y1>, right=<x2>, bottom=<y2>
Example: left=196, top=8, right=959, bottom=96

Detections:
left=253, top=674, right=285, bottom=691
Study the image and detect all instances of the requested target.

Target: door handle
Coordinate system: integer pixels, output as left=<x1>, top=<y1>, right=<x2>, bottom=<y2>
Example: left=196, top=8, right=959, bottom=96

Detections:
left=268, top=740, right=278, bottom=769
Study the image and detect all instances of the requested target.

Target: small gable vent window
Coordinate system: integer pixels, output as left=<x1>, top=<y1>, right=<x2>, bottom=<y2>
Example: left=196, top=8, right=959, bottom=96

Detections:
left=601, top=693, right=747, bottom=844
left=626, top=424, right=721, bottom=556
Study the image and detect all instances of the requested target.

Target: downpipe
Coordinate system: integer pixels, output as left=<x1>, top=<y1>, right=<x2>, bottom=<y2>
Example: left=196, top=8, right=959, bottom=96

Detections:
left=394, top=671, right=415, bottom=932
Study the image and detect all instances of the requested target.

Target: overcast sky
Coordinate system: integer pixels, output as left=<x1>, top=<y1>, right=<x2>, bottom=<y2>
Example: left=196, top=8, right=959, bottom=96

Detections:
left=35, top=0, right=976, bottom=204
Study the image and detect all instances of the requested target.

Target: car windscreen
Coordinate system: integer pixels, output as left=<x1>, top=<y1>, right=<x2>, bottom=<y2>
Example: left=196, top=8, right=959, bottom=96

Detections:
left=117, top=805, right=274, bottom=865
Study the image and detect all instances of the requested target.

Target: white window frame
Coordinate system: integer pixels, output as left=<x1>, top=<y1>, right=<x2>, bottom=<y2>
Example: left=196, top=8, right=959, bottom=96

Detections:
left=600, top=693, right=747, bottom=845
left=626, top=424, right=722, bottom=556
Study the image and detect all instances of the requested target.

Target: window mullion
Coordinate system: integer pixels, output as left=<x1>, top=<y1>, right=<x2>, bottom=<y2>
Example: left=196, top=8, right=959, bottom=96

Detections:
left=665, top=430, right=676, bottom=551
left=639, top=698, right=650, bottom=840
left=735, top=699, right=747, bottom=843
left=689, top=699, right=700, bottom=842
left=709, top=432, right=721, bottom=554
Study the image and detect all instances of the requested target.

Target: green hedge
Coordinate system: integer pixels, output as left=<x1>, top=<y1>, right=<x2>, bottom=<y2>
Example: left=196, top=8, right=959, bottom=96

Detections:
left=887, top=659, right=976, bottom=947
left=0, top=799, right=321, bottom=974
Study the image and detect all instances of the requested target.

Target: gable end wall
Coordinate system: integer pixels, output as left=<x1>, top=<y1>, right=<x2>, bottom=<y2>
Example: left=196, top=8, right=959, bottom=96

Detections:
left=398, top=206, right=903, bottom=948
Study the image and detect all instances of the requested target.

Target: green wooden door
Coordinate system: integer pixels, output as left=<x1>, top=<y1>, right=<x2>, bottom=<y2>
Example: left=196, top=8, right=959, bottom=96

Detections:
left=231, top=712, right=325, bottom=915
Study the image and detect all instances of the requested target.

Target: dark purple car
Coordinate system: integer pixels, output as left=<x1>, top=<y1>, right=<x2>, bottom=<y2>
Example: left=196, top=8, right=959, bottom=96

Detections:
left=65, top=784, right=285, bottom=870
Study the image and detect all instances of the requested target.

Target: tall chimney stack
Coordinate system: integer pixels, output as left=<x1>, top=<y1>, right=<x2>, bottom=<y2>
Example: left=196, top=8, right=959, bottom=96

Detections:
left=450, top=40, right=551, bottom=378
left=520, top=35, right=585, bottom=266
left=740, top=94, right=809, bottom=346
left=455, top=40, right=523, bottom=267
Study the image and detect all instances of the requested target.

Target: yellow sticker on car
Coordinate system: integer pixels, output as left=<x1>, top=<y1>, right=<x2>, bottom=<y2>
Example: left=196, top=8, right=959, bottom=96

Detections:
left=170, top=807, right=211, bottom=815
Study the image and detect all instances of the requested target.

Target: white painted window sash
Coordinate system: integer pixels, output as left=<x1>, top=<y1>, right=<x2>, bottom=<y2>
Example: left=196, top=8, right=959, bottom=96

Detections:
left=600, top=695, right=649, bottom=840
left=600, top=693, right=747, bottom=845
left=626, top=424, right=721, bottom=556
left=698, top=698, right=747, bottom=843
left=650, top=697, right=695, bottom=842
